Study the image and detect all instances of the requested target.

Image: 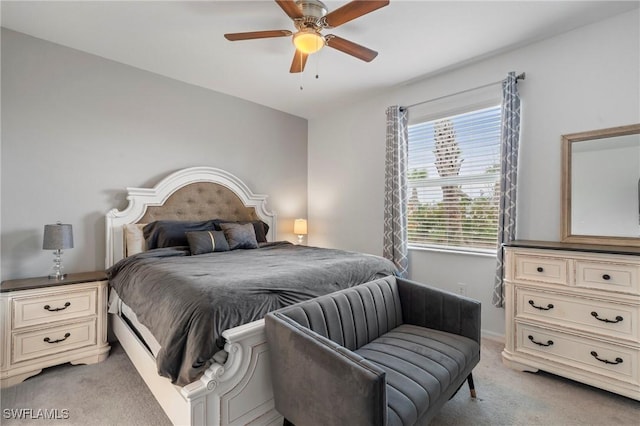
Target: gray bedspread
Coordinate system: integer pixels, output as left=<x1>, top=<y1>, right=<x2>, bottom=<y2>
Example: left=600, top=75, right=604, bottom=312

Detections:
left=107, top=242, right=396, bottom=385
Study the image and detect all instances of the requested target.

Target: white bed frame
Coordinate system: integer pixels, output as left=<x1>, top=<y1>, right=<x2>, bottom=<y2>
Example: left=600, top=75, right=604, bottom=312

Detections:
left=106, top=166, right=282, bottom=426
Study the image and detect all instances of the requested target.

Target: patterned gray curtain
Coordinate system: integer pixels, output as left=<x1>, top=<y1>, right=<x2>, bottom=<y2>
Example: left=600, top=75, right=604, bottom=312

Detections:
left=384, top=106, right=409, bottom=277
left=493, top=72, right=522, bottom=307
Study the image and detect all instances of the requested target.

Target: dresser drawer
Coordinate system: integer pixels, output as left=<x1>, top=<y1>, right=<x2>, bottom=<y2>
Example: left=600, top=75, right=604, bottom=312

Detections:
left=514, top=254, right=569, bottom=286
left=575, top=261, right=639, bottom=294
left=12, top=288, right=97, bottom=329
left=516, top=323, right=638, bottom=386
left=12, top=319, right=97, bottom=364
left=517, top=289, right=639, bottom=342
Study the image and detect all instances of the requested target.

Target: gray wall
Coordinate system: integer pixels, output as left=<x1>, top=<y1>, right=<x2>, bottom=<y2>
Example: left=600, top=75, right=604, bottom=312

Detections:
left=1, top=29, right=308, bottom=280
left=307, top=10, right=640, bottom=337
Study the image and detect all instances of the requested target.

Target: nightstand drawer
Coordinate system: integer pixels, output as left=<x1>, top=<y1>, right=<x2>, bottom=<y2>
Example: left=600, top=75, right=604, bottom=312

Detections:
left=517, top=323, right=638, bottom=386
left=575, top=261, right=639, bottom=294
left=12, top=319, right=97, bottom=364
left=12, top=288, right=97, bottom=329
left=514, top=254, right=569, bottom=285
left=517, top=289, right=638, bottom=342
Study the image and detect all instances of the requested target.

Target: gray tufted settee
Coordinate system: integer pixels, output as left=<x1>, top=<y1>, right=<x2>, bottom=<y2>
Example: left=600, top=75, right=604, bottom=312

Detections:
left=265, top=275, right=481, bottom=426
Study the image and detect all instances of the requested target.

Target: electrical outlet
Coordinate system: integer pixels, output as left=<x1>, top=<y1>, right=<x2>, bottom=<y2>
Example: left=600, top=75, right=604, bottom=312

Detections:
left=457, top=283, right=467, bottom=296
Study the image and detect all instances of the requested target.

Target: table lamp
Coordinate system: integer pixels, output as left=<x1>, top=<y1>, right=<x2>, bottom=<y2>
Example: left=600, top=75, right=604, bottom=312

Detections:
left=294, top=219, right=307, bottom=245
left=43, top=222, right=74, bottom=280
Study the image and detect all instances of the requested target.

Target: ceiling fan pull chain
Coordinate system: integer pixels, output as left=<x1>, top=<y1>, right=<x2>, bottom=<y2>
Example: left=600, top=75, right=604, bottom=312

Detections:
left=299, top=61, right=304, bottom=90
left=300, top=51, right=308, bottom=90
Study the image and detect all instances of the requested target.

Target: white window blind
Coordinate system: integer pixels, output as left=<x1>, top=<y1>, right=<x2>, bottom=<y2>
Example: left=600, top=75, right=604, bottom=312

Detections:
left=407, top=105, right=502, bottom=251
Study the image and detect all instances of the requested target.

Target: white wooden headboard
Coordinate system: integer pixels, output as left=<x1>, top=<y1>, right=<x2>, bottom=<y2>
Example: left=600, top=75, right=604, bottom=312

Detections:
left=105, top=166, right=276, bottom=268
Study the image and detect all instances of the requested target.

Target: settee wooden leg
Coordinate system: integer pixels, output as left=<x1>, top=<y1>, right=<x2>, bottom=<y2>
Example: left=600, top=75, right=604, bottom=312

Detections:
left=467, top=373, right=477, bottom=398
left=283, top=418, right=295, bottom=426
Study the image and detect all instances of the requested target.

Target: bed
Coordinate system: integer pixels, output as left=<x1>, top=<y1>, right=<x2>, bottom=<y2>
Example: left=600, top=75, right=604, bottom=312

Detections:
left=105, top=166, right=396, bottom=426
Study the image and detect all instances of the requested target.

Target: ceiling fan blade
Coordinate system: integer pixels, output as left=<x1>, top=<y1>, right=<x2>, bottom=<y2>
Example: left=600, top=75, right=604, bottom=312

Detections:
left=324, top=0, right=389, bottom=28
left=275, top=0, right=304, bottom=19
left=224, top=30, right=292, bottom=41
left=325, top=35, right=378, bottom=62
left=290, top=50, right=308, bottom=73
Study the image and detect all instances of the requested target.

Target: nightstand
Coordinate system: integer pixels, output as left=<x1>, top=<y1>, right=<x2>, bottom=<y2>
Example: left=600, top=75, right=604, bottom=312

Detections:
left=0, top=271, right=111, bottom=387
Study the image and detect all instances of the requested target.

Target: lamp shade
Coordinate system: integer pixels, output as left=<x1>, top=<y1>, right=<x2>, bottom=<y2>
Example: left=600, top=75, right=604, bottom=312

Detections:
left=43, top=223, right=74, bottom=250
left=293, top=29, right=324, bottom=54
left=294, top=219, right=308, bottom=235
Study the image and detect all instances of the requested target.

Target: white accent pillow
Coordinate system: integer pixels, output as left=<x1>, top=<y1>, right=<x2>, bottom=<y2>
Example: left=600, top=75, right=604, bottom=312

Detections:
left=124, top=223, right=147, bottom=256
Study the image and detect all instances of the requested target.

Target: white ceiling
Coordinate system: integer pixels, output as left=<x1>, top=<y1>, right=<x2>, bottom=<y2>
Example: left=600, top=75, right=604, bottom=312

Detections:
left=2, top=1, right=638, bottom=119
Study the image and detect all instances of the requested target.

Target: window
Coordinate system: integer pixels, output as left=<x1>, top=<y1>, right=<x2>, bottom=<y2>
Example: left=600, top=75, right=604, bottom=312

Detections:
left=407, top=105, right=501, bottom=252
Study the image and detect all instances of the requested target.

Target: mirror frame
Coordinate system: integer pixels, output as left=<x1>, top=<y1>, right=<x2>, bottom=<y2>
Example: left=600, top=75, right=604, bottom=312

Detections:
left=561, top=123, right=640, bottom=247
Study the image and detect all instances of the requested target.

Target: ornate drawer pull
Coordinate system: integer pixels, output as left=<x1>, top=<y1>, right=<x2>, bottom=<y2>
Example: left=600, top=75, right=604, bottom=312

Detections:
left=591, top=311, right=623, bottom=324
left=590, top=351, right=623, bottom=365
left=43, top=302, right=71, bottom=312
left=602, top=274, right=611, bottom=281
left=536, top=267, right=544, bottom=273
left=43, top=333, right=71, bottom=344
left=528, top=335, right=553, bottom=347
left=529, top=300, right=554, bottom=311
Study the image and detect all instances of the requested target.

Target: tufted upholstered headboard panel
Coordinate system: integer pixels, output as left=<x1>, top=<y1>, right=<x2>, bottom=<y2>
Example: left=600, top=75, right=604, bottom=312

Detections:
left=138, top=182, right=260, bottom=223
left=105, top=167, right=276, bottom=268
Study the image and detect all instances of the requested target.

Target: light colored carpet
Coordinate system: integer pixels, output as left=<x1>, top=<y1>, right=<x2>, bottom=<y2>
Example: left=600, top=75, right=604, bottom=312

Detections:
left=431, top=339, right=639, bottom=426
left=1, top=339, right=638, bottom=425
left=1, top=342, right=171, bottom=426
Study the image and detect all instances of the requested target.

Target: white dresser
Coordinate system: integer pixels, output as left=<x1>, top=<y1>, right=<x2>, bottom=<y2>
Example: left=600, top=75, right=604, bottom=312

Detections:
left=1, top=271, right=111, bottom=387
left=502, top=241, right=640, bottom=400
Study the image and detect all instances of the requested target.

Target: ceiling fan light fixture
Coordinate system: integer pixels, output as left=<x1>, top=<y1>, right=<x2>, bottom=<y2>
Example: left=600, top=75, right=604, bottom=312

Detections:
left=225, top=0, right=389, bottom=73
left=293, top=29, right=324, bottom=54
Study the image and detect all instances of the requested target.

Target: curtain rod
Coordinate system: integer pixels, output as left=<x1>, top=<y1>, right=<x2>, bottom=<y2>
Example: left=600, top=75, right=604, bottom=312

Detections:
left=401, top=72, right=525, bottom=111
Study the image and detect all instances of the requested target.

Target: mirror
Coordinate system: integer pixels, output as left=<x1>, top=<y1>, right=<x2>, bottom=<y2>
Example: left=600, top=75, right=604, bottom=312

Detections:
left=562, top=123, right=640, bottom=247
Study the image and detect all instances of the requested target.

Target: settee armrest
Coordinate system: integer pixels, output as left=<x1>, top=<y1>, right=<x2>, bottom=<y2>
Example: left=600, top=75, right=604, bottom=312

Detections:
left=396, top=278, right=481, bottom=344
left=265, top=312, right=386, bottom=426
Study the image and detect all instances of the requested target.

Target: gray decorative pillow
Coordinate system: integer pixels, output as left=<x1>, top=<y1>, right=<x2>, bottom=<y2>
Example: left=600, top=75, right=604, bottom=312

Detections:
left=215, top=220, right=269, bottom=243
left=186, top=230, right=230, bottom=255
left=219, top=223, right=259, bottom=250
left=144, top=220, right=219, bottom=249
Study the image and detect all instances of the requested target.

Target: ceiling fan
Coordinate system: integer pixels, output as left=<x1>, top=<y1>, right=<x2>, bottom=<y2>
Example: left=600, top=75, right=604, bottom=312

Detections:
left=224, top=0, right=390, bottom=73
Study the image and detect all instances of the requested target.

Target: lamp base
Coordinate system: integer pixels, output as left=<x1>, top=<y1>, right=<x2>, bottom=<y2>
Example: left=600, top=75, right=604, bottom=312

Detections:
left=297, top=234, right=305, bottom=245
left=48, top=249, right=67, bottom=280
left=48, top=272, right=67, bottom=280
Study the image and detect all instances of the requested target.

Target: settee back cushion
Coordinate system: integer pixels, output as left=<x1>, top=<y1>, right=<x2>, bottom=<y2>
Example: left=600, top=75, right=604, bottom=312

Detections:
left=277, top=275, right=403, bottom=351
